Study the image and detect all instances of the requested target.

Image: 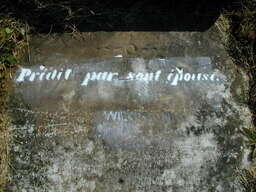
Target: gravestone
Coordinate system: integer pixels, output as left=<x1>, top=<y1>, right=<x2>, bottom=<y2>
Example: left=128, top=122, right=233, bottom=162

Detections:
left=8, top=29, right=252, bottom=191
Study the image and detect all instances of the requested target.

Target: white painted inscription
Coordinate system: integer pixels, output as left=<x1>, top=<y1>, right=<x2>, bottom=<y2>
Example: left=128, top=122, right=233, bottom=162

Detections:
left=16, top=66, right=72, bottom=82
left=81, top=72, right=119, bottom=86
left=103, top=111, right=173, bottom=121
left=15, top=66, right=220, bottom=86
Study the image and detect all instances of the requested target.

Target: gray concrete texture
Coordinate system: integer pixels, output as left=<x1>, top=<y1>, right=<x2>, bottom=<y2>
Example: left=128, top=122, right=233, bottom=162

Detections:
left=8, top=28, right=252, bottom=191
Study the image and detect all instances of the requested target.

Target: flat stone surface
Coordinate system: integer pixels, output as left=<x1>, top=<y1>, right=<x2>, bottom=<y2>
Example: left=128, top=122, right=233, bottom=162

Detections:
left=8, top=29, right=252, bottom=191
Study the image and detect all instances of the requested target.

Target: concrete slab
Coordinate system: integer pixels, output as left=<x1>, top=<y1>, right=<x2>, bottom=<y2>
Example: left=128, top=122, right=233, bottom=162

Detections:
left=8, top=29, right=252, bottom=191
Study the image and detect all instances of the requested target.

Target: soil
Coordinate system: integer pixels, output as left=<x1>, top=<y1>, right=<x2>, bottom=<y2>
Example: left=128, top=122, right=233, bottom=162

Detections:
left=1, top=0, right=237, bottom=33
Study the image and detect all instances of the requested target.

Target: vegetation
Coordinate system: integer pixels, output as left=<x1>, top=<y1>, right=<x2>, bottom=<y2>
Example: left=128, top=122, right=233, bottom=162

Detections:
left=0, top=18, right=27, bottom=190
left=216, top=0, right=256, bottom=191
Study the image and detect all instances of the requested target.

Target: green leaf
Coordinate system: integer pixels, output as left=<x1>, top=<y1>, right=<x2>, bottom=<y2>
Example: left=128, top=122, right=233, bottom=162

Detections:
left=242, top=128, right=256, bottom=141
left=0, top=54, right=18, bottom=67
left=5, top=27, right=12, bottom=34
left=6, top=56, right=18, bottom=66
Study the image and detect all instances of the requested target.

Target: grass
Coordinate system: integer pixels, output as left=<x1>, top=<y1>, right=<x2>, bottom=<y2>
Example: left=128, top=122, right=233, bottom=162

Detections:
left=0, top=17, right=27, bottom=190
left=239, top=168, right=256, bottom=191
left=216, top=0, right=256, bottom=191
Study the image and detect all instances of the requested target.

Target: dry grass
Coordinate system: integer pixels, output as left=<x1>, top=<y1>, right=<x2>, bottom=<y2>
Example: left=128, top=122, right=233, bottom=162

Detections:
left=0, top=17, right=27, bottom=190
left=239, top=168, right=256, bottom=192
left=0, top=99, right=11, bottom=189
left=216, top=0, right=256, bottom=191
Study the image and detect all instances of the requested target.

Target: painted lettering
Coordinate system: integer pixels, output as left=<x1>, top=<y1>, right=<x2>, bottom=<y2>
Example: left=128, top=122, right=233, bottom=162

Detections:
left=16, top=68, right=32, bottom=82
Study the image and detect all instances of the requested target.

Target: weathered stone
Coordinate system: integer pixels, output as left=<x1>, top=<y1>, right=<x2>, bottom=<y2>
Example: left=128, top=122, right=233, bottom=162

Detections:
left=8, top=29, right=252, bottom=191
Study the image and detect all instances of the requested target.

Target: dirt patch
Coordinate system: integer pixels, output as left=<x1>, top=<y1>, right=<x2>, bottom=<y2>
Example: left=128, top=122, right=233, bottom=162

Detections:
left=1, top=0, right=233, bottom=32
